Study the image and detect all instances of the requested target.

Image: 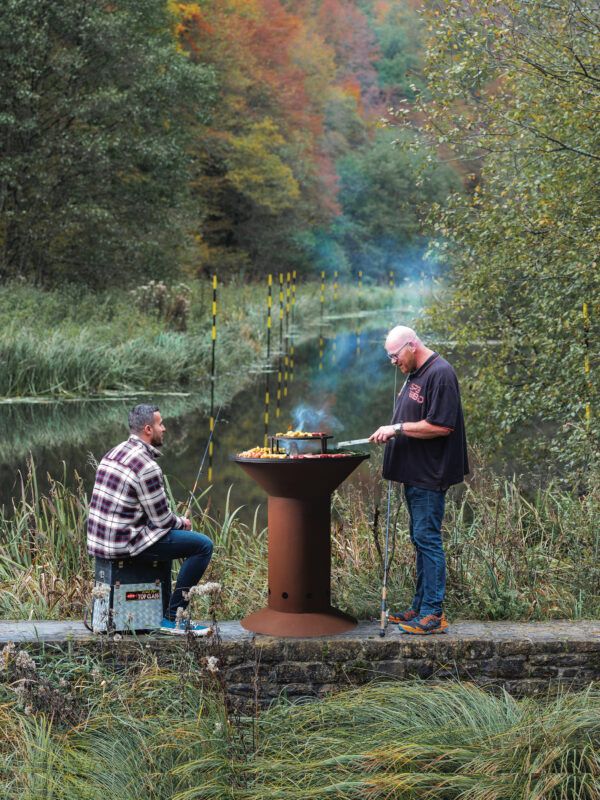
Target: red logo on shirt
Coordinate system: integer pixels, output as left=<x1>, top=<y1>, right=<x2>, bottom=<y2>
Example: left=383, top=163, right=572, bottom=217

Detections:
left=409, top=383, right=424, bottom=403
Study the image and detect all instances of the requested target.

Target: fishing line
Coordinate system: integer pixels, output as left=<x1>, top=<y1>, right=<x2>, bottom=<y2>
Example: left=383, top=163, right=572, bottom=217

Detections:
left=379, top=367, right=408, bottom=638
left=184, top=403, right=223, bottom=519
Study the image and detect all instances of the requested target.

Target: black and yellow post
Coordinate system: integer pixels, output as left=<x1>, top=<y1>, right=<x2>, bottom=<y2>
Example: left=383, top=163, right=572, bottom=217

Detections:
left=276, top=272, right=284, bottom=419
left=290, top=270, right=296, bottom=384
left=583, top=302, right=592, bottom=426
left=389, top=270, right=395, bottom=290
left=319, top=271, right=325, bottom=371
left=264, top=274, right=273, bottom=446
left=356, top=270, right=362, bottom=357
left=332, top=270, right=338, bottom=363
left=208, top=274, right=217, bottom=484
left=284, top=272, right=291, bottom=398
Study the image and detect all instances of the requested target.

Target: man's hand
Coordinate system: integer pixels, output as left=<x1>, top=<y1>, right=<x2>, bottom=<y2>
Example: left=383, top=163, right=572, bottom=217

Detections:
left=369, top=425, right=396, bottom=443
left=182, top=517, right=192, bottom=531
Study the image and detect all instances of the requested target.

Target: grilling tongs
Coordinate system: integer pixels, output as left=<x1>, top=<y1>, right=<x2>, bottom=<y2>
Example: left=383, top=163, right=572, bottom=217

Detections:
left=335, top=437, right=373, bottom=448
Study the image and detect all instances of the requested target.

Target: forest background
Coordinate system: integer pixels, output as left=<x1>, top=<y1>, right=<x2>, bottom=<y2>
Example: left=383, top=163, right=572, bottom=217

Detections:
left=0, top=0, right=598, bottom=480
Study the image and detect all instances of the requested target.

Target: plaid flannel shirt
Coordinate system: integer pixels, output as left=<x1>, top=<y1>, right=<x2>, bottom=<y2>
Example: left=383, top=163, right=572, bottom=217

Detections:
left=87, top=435, right=185, bottom=559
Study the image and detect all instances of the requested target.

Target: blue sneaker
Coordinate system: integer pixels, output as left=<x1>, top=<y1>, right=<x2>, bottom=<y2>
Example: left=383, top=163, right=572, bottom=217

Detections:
left=160, top=618, right=212, bottom=636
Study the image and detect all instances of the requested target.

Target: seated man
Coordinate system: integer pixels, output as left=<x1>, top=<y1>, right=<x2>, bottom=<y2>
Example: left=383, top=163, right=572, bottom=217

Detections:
left=87, top=404, right=213, bottom=635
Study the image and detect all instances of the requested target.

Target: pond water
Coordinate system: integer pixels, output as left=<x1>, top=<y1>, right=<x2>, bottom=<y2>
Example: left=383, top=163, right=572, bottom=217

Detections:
left=0, top=312, right=410, bottom=525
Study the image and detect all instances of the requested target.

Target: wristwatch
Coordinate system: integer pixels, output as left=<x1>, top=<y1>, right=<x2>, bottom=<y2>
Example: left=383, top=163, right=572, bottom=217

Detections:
left=393, top=422, right=404, bottom=436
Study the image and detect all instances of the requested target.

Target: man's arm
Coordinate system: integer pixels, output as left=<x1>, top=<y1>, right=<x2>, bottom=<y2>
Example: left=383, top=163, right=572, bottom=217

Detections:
left=369, top=420, right=452, bottom=443
left=137, top=463, right=188, bottom=530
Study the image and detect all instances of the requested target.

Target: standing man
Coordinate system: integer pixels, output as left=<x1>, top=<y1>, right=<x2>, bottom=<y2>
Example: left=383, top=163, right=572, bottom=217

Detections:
left=369, top=326, right=468, bottom=635
left=87, top=404, right=214, bottom=635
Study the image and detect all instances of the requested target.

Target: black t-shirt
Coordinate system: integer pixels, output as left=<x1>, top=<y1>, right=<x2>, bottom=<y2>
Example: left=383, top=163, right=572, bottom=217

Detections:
left=382, top=353, right=469, bottom=490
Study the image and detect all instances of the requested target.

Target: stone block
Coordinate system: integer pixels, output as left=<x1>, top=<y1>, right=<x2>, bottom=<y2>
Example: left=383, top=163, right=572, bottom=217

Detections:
left=370, top=660, right=406, bottom=679
left=272, top=683, right=319, bottom=699
left=494, top=657, right=527, bottom=679
left=528, top=653, right=588, bottom=667
left=225, top=662, right=272, bottom=684
left=361, top=639, right=405, bottom=660
left=502, top=679, right=551, bottom=696
left=402, top=659, right=435, bottom=679
left=496, top=640, right=534, bottom=657
left=253, top=640, right=286, bottom=662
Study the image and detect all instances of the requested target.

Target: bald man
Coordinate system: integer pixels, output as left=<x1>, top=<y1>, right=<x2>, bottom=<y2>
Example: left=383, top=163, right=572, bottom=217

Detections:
left=369, top=326, right=469, bottom=634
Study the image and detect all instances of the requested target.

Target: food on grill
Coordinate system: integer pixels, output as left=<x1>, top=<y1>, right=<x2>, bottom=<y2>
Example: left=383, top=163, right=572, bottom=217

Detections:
left=237, top=447, right=288, bottom=459
left=275, top=430, right=327, bottom=438
left=237, top=446, right=355, bottom=459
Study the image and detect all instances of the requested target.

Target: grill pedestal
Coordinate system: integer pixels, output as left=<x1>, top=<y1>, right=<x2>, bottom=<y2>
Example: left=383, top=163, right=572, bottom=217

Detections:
left=234, top=454, right=368, bottom=637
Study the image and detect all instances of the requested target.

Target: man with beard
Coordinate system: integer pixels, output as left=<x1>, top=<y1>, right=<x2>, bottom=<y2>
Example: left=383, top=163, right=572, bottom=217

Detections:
left=87, top=404, right=213, bottom=635
left=369, top=326, right=469, bottom=635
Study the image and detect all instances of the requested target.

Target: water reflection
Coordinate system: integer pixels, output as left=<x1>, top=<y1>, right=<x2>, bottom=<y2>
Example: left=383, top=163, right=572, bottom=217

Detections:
left=0, top=325, right=401, bottom=521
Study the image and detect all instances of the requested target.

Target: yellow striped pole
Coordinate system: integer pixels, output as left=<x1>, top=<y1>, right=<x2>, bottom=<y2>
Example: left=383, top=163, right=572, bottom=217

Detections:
left=357, top=270, right=362, bottom=354
left=333, top=270, right=338, bottom=303
left=319, top=329, right=324, bottom=372
left=389, top=270, right=395, bottom=290
left=290, top=270, right=296, bottom=384
left=276, top=272, right=284, bottom=418
left=264, top=274, right=273, bottom=446
left=583, top=302, right=592, bottom=425
left=208, top=275, right=217, bottom=484
left=319, top=271, right=325, bottom=371
left=284, top=272, right=291, bottom=398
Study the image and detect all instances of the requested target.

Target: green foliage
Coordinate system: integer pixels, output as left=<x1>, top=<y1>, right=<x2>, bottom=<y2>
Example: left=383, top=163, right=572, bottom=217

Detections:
left=0, top=0, right=215, bottom=287
left=409, top=0, right=600, bottom=481
left=336, top=128, right=461, bottom=280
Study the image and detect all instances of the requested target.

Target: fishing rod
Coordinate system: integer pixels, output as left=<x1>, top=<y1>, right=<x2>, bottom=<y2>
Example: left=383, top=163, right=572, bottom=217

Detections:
left=379, top=372, right=408, bottom=638
left=183, top=403, right=223, bottom=519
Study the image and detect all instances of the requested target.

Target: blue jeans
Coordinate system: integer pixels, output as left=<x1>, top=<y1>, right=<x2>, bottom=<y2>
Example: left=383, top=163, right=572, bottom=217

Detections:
left=141, top=529, right=213, bottom=621
left=404, top=485, right=446, bottom=616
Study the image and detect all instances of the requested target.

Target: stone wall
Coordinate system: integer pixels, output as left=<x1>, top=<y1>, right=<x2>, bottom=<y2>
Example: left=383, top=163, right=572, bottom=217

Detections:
left=222, top=625, right=600, bottom=706
left=2, top=619, right=599, bottom=708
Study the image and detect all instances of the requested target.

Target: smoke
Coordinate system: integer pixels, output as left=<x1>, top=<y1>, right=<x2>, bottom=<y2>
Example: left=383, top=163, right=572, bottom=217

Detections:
left=292, top=403, right=344, bottom=433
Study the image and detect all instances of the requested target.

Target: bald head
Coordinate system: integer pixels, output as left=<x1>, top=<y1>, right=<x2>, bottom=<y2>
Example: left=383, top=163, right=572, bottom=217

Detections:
left=384, top=325, right=432, bottom=374
left=385, top=326, right=421, bottom=351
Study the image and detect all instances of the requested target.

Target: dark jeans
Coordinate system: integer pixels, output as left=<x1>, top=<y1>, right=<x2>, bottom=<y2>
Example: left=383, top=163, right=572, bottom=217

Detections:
left=141, top=529, right=213, bottom=621
left=404, top=485, right=446, bottom=617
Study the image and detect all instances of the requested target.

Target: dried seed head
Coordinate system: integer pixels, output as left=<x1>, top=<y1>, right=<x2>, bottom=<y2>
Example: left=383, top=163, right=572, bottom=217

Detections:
left=15, top=651, right=36, bottom=672
left=187, top=582, right=222, bottom=598
left=205, top=656, right=219, bottom=674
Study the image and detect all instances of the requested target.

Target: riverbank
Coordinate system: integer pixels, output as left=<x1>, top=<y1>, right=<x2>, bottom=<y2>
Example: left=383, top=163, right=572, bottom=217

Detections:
left=0, top=279, right=422, bottom=399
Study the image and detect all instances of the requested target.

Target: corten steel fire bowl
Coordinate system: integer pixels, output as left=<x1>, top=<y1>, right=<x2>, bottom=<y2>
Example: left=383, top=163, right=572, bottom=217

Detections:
left=233, top=453, right=369, bottom=637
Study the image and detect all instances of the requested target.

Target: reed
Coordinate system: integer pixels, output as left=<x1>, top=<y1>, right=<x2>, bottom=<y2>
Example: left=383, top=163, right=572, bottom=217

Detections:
left=0, top=459, right=598, bottom=623
left=0, top=280, right=406, bottom=399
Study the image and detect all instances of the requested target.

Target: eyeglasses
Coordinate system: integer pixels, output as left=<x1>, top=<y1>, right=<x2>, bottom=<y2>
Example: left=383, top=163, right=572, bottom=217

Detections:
left=386, top=342, right=411, bottom=362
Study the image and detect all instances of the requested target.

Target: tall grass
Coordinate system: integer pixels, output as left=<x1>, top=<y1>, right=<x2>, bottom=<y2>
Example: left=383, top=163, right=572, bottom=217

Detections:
left=0, top=280, right=410, bottom=398
left=1, top=459, right=599, bottom=622
left=2, top=649, right=599, bottom=800
left=333, top=457, right=600, bottom=621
